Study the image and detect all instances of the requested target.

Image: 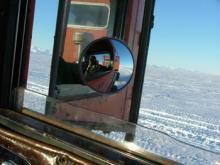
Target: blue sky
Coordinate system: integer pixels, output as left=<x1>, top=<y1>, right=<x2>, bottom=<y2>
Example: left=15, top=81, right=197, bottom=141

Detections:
left=111, top=40, right=133, bottom=68
left=31, top=0, right=58, bottom=51
left=147, top=0, right=220, bottom=75
left=32, top=0, right=219, bottom=75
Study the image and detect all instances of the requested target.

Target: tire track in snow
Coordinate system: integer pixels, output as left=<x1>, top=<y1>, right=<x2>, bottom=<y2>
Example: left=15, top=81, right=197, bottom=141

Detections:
left=139, top=108, right=220, bottom=153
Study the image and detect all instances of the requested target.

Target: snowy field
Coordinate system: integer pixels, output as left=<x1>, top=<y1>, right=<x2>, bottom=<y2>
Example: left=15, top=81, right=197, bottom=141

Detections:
left=26, top=50, right=220, bottom=164
left=137, top=66, right=220, bottom=164
left=139, top=65, right=220, bottom=147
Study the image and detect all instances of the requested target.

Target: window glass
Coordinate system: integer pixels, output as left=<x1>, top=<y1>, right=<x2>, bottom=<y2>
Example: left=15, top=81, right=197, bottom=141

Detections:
left=54, top=0, right=117, bottom=100
left=23, top=0, right=58, bottom=113
left=18, top=0, right=220, bottom=164
left=27, top=0, right=58, bottom=95
left=139, top=0, right=220, bottom=163
left=23, top=0, right=119, bottom=114
left=68, top=3, right=109, bottom=28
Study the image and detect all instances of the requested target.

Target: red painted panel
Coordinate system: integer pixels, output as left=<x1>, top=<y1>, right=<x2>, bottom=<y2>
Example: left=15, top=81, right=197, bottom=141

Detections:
left=55, top=0, right=145, bottom=121
left=62, top=27, right=107, bottom=63
left=87, top=71, right=116, bottom=93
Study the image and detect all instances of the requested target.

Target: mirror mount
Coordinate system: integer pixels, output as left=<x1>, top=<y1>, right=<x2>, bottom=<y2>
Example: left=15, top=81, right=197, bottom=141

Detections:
left=55, top=37, right=134, bottom=98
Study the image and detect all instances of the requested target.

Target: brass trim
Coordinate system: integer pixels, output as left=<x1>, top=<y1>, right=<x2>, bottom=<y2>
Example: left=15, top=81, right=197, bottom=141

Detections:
left=0, top=109, right=116, bottom=165
left=22, top=108, right=180, bottom=165
left=0, top=126, right=95, bottom=165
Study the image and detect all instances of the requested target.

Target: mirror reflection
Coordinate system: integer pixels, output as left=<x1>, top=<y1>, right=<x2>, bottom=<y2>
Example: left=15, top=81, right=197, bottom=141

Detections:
left=84, top=53, right=113, bottom=80
left=80, top=38, right=134, bottom=93
left=111, top=39, right=133, bottom=90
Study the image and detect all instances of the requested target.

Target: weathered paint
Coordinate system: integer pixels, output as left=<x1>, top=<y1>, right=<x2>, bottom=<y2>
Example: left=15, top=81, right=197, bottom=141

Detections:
left=55, top=0, right=145, bottom=121
left=63, top=28, right=108, bottom=63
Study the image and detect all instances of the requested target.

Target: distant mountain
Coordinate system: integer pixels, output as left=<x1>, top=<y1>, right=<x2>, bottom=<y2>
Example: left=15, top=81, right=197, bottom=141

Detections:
left=31, top=46, right=52, bottom=56
left=147, top=65, right=198, bottom=74
left=147, top=65, right=220, bottom=77
left=141, top=64, right=220, bottom=123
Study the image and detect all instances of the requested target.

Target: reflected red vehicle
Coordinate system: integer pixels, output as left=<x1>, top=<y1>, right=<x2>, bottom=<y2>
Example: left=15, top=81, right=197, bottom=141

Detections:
left=62, top=0, right=110, bottom=63
left=55, top=0, right=146, bottom=121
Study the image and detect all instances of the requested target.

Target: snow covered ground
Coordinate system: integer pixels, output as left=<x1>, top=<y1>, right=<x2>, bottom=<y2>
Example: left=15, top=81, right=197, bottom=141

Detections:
left=139, top=65, right=220, bottom=151
left=26, top=49, right=220, bottom=164
left=138, top=65, right=220, bottom=164
left=27, top=47, right=52, bottom=95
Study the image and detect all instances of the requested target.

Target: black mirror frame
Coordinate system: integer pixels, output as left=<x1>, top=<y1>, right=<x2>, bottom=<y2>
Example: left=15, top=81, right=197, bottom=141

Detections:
left=78, top=37, right=135, bottom=94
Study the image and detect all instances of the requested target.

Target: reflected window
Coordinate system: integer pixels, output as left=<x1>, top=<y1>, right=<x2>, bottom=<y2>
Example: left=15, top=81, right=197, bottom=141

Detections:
left=68, top=2, right=110, bottom=28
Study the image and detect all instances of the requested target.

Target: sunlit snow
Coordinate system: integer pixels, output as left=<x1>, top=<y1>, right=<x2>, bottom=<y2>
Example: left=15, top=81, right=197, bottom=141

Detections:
left=26, top=49, right=220, bottom=164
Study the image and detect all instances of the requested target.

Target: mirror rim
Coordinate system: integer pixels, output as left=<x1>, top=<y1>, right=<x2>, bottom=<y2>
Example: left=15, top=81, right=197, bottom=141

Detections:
left=78, top=37, right=135, bottom=94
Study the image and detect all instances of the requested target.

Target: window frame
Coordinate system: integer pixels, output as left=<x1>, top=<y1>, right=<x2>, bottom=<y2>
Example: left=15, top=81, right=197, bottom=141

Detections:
left=0, top=0, right=183, bottom=164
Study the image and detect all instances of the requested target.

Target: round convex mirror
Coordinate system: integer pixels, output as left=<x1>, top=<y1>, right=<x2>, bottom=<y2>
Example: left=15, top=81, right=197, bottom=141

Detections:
left=79, top=37, right=134, bottom=93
